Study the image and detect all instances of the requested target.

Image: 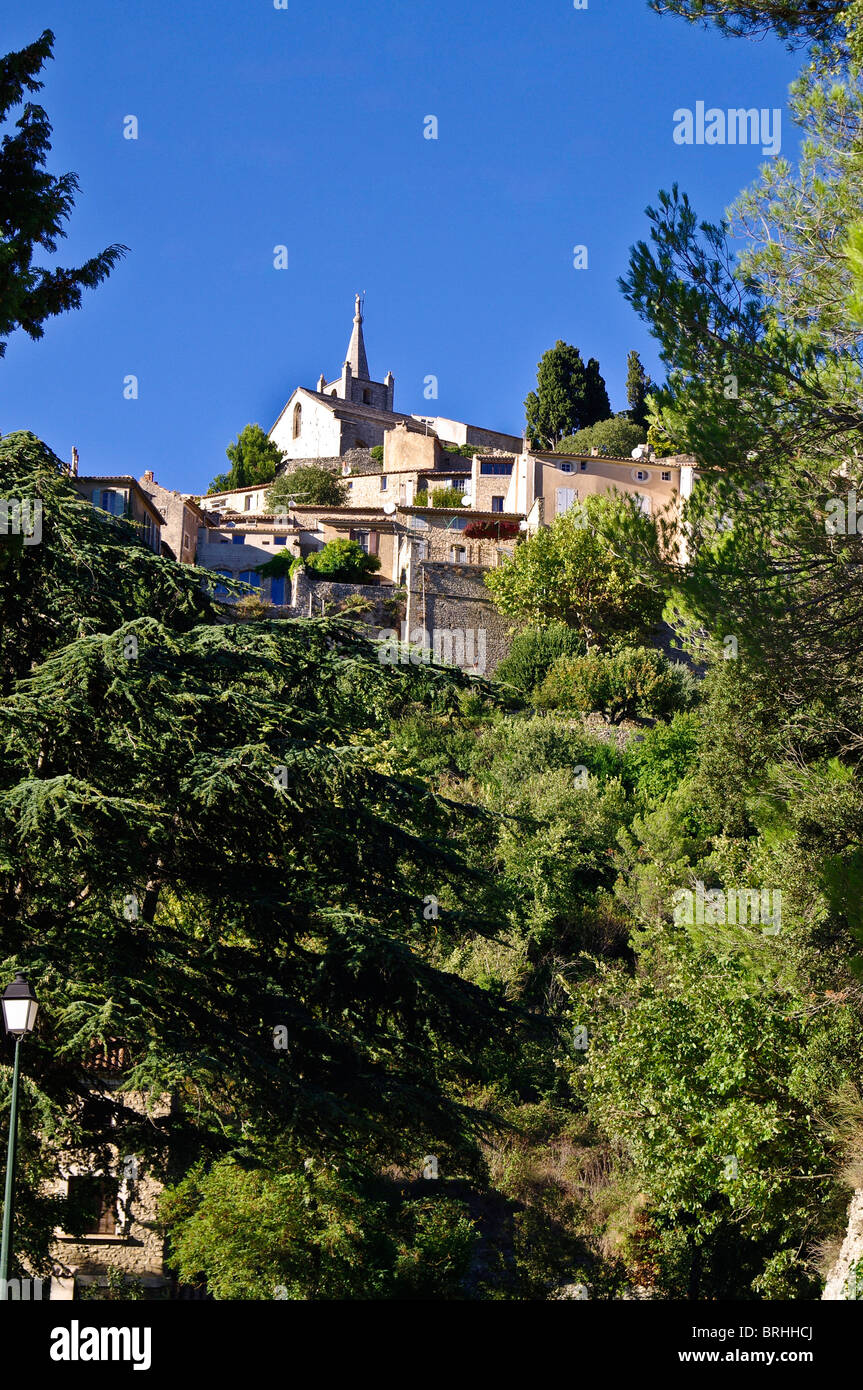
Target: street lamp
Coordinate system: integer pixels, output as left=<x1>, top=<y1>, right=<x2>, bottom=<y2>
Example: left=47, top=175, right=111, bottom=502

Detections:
left=0, top=973, right=38, bottom=1298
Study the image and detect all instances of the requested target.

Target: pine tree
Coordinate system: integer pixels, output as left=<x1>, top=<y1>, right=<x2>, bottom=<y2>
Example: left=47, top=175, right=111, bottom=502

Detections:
left=0, top=433, right=515, bottom=1274
left=0, top=31, right=125, bottom=358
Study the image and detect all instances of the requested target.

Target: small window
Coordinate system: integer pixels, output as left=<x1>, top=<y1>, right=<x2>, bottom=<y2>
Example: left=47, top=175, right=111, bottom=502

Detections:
left=661, top=470, right=672, bottom=482
left=560, top=462, right=573, bottom=474
left=292, top=403, right=302, bottom=439
left=363, top=389, right=371, bottom=404
left=67, top=1175, right=118, bottom=1236
left=491, top=496, right=504, bottom=513
left=449, top=516, right=467, bottom=530
left=450, top=545, right=467, bottom=563
left=580, top=462, right=588, bottom=472
left=380, top=476, right=388, bottom=491
left=273, top=535, right=287, bottom=545
left=244, top=496, right=252, bottom=511
left=331, top=389, right=337, bottom=397
left=635, top=470, right=649, bottom=483
left=98, top=489, right=125, bottom=516
left=183, top=532, right=190, bottom=549
left=232, top=534, right=245, bottom=545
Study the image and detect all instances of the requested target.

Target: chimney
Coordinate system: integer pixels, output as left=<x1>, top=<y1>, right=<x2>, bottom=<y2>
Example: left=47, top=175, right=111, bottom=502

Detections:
left=70, top=446, right=79, bottom=477
left=143, top=470, right=155, bottom=484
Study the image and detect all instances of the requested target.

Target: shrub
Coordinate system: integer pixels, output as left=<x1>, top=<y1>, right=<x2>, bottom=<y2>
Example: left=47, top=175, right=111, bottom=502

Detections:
left=431, top=487, right=468, bottom=508
left=537, top=647, right=684, bottom=724
left=304, top=538, right=381, bottom=583
left=370, top=445, right=384, bottom=462
left=267, top=466, right=347, bottom=510
left=622, top=710, right=701, bottom=799
left=494, top=624, right=586, bottom=695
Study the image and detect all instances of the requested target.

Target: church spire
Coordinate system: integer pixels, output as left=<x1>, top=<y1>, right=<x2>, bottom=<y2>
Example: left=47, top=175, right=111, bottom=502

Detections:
left=345, top=293, right=370, bottom=380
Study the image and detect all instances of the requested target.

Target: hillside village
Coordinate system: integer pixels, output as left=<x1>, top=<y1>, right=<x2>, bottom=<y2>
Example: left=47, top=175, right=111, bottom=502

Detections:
left=68, top=297, right=697, bottom=674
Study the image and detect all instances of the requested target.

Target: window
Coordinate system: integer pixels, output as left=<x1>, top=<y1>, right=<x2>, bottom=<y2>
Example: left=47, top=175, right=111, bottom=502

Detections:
left=491, top=496, right=504, bottom=513
left=239, top=570, right=262, bottom=588
left=269, top=576, right=286, bottom=605
left=183, top=532, right=190, bottom=550
left=461, top=479, right=471, bottom=496
left=480, top=461, right=513, bottom=476
left=380, top=476, right=388, bottom=491
left=273, top=535, right=287, bottom=545
left=560, top=462, right=573, bottom=474
left=67, top=1176, right=118, bottom=1236
left=214, top=570, right=232, bottom=596
left=635, top=470, right=650, bottom=483
left=448, top=516, right=467, bottom=530
left=580, top=462, right=588, bottom=472
left=244, top=496, right=252, bottom=511
left=98, top=489, right=126, bottom=516
left=292, top=402, right=302, bottom=439
left=331, top=389, right=337, bottom=397
left=232, top=534, right=245, bottom=545
left=661, top=470, right=672, bottom=482
left=363, top=389, right=371, bottom=404
left=449, top=545, right=467, bottom=563
left=411, top=515, right=428, bottom=530
left=351, top=530, right=370, bottom=553
left=556, top=488, right=578, bottom=516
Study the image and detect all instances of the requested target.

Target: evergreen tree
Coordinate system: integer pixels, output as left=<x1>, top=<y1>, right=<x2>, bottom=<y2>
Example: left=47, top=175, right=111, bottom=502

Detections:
left=583, top=357, right=611, bottom=427
left=0, top=432, right=516, bottom=1276
left=625, top=350, right=652, bottom=428
left=208, top=424, right=285, bottom=493
left=525, top=341, right=609, bottom=448
left=0, top=31, right=125, bottom=358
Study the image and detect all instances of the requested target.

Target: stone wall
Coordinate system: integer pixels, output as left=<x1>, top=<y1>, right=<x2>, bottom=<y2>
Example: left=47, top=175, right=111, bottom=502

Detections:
left=290, top=568, right=398, bottom=625
left=823, top=1189, right=863, bottom=1299
left=406, top=561, right=512, bottom=674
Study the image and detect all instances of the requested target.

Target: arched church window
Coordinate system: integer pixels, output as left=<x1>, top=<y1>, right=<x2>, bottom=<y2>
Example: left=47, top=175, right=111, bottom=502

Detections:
left=331, top=390, right=337, bottom=397
left=292, top=403, right=302, bottom=439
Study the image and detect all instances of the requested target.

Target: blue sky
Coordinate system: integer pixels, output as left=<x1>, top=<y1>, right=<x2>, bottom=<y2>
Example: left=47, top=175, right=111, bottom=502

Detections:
left=0, top=0, right=801, bottom=493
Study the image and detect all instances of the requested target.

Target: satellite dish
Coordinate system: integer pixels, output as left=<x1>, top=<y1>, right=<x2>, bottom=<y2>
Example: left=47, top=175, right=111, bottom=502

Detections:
left=382, top=502, right=397, bottom=515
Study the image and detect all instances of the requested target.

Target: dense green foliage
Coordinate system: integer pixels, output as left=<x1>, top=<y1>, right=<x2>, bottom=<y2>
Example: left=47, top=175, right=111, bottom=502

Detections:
left=484, top=495, right=663, bottom=647
left=267, top=465, right=347, bottom=510
left=558, top=417, right=647, bottom=458
left=3, top=0, right=863, bottom=1305
left=303, top=538, right=381, bottom=582
left=208, top=424, right=285, bottom=494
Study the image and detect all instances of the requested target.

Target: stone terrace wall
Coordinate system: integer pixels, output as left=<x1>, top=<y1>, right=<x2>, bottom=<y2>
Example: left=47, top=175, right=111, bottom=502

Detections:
left=408, top=561, right=512, bottom=674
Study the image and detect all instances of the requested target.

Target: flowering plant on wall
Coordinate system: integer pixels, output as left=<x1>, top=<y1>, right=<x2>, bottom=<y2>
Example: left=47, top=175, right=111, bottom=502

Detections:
left=463, top=520, right=520, bottom=541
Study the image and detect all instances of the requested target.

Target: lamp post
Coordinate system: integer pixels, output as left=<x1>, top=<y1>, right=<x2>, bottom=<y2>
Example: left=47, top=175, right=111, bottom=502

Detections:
left=0, top=973, right=38, bottom=1298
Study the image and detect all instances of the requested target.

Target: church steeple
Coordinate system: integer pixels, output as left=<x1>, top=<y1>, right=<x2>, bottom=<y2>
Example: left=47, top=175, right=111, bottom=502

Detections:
left=345, top=293, right=370, bottom=380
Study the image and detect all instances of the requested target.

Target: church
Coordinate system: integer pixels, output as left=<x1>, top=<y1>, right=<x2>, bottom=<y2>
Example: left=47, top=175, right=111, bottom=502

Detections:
left=267, top=295, right=524, bottom=460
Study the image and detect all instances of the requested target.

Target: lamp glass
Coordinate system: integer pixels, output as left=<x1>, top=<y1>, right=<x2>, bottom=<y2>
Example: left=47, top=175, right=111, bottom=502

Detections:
left=2, top=996, right=37, bottom=1036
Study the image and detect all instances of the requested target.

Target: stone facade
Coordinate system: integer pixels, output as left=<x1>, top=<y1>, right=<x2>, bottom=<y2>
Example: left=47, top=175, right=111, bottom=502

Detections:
left=405, top=560, right=513, bottom=675
left=139, top=472, right=208, bottom=563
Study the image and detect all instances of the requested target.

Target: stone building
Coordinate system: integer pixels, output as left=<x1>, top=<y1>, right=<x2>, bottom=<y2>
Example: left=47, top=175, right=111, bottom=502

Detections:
left=138, top=471, right=213, bottom=563
left=72, top=475, right=164, bottom=553
left=46, top=1043, right=170, bottom=1300
left=267, top=296, right=522, bottom=462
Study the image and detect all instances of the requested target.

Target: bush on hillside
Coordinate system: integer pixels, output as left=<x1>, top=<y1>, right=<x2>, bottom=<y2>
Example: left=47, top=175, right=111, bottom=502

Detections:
left=536, top=646, right=685, bottom=724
